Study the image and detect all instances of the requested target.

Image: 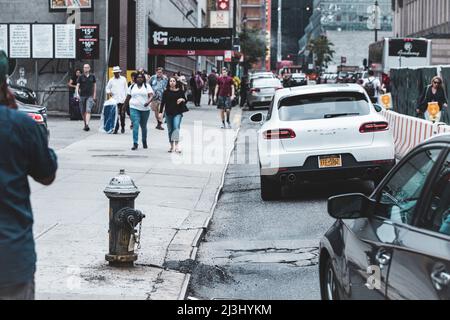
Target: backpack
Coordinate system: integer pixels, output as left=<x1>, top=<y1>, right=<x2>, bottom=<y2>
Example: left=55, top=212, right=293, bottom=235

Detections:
left=195, top=75, right=204, bottom=89
left=364, top=78, right=376, bottom=97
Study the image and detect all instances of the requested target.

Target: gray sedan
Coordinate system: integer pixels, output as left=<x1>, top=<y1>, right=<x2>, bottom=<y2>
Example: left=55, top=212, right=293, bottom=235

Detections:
left=247, top=78, right=283, bottom=110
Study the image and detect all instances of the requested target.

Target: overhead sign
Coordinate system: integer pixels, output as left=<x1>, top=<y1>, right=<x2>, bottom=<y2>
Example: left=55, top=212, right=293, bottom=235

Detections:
left=389, top=39, right=428, bottom=58
left=9, top=24, right=31, bottom=58
left=77, top=25, right=99, bottom=59
left=32, top=24, right=54, bottom=58
left=217, top=0, right=230, bottom=10
left=55, top=24, right=76, bottom=59
left=210, top=11, right=230, bottom=28
left=0, top=25, right=8, bottom=56
left=150, top=28, right=232, bottom=51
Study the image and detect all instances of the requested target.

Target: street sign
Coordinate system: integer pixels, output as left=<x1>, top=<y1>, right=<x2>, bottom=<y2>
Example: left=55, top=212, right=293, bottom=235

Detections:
left=224, top=50, right=232, bottom=62
left=210, top=11, right=230, bottom=28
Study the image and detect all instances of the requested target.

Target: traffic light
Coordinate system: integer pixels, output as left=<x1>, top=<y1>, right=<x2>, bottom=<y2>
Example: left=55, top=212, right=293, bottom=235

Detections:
left=217, top=0, right=230, bottom=11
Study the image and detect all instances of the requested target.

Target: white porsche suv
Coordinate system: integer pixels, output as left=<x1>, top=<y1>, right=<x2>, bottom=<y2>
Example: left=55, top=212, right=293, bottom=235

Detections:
left=250, top=84, right=396, bottom=201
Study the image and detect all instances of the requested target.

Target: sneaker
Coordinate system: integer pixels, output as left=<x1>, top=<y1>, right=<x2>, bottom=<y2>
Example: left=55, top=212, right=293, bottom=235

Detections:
left=156, top=125, right=164, bottom=131
left=221, top=123, right=226, bottom=129
left=113, top=130, right=118, bottom=135
left=121, top=128, right=125, bottom=134
left=131, top=144, right=138, bottom=151
left=143, top=142, right=148, bottom=149
left=227, top=122, right=232, bottom=129
left=83, top=125, right=90, bottom=132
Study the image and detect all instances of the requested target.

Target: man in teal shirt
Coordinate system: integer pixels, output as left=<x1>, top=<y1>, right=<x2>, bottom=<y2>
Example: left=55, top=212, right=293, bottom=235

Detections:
left=0, top=51, right=58, bottom=300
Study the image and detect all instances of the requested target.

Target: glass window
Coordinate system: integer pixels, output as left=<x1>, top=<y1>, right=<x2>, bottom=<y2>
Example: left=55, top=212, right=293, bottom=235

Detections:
left=278, top=92, right=370, bottom=121
left=422, top=153, right=450, bottom=236
left=376, top=148, right=442, bottom=225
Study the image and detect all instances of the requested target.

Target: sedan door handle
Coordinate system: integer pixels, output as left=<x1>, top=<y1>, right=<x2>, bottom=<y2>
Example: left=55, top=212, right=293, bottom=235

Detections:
left=431, top=270, right=450, bottom=291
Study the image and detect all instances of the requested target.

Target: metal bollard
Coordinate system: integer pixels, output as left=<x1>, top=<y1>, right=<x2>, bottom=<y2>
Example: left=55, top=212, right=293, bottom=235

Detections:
left=104, top=169, right=145, bottom=267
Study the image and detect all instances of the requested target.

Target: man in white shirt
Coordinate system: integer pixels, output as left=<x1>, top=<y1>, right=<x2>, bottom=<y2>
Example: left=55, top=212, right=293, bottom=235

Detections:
left=106, top=66, right=128, bottom=134
left=364, top=70, right=382, bottom=103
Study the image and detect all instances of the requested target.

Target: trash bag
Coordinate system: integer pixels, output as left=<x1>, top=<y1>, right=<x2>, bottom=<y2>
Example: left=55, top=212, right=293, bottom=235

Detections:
left=99, top=98, right=118, bottom=134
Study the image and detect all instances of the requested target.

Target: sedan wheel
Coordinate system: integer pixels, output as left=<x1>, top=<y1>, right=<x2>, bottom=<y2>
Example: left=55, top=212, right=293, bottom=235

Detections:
left=324, top=259, right=339, bottom=300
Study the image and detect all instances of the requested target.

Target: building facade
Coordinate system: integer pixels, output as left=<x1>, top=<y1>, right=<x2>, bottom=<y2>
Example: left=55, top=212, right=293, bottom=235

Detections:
left=270, top=0, right=313, bottom=69
left=299, top=0, right=393, bottom=69
left=241, top=0, right=266, bottom=30
left=393, top=0, right=450, bottom=65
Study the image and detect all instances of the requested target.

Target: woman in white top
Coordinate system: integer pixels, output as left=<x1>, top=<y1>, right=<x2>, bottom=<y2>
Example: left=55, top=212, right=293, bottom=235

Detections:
left=124, top=72, right=154, bottom=150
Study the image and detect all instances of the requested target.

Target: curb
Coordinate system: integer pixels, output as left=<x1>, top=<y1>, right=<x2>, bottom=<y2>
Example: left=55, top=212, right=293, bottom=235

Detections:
left=47, top=112, right=101, bottom=119
left=177, top=108, right=243, bottom=300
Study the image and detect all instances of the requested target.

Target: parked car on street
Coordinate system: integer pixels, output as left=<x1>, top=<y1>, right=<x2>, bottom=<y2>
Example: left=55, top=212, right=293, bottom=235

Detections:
left=319, top=133, right=450, bottom=300
left=10, top=85, right=38, bottom=105
left=248, top=71, right=276, bottom=82
left=250, top=84, right=395, bottom=201
left=17, top=100, right=48, bottom=136
left=247, top=77, right=283, bottom=110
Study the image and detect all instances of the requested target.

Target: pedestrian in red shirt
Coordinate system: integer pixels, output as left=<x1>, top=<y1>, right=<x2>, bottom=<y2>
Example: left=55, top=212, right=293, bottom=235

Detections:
left=215, top=68, right=235, bottom=129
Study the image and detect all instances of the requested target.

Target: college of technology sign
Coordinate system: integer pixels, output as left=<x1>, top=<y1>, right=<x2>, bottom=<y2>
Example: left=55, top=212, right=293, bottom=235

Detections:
left=149, top=28, right=233, bottom=56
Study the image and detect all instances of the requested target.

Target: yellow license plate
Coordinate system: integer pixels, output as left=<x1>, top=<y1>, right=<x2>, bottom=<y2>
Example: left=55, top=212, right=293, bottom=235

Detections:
left=318, top=155, right=342, bottom=168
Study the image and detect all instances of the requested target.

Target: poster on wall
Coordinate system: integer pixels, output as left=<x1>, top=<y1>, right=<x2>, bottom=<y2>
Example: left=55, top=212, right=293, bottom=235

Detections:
left=32, top=24, right=54, bottom=59
left=55, top=24, right=76, bottom=59
left=0, top=25, right=8, bottom=56
left=49, top=0, right=93, bottom=11
left=9, top=24, right=31, bottom=58
left=77, top=25, right=99, bottom=60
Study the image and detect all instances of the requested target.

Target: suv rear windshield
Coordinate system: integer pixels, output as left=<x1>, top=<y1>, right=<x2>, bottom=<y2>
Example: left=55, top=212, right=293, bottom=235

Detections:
left=278, top=92, right=370, bottom=121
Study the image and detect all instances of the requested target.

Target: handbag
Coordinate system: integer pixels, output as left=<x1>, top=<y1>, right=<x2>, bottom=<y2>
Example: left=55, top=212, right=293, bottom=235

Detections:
left=181, top=102, right=189, bottom=113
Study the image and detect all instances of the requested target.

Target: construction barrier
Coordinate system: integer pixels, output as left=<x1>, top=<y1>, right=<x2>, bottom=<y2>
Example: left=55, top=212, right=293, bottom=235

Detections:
left=381, top=110, right=450, bottom=159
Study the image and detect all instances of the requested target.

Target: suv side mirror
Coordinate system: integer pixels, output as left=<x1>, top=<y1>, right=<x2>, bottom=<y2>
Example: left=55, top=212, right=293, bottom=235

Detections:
left=328, top=193, right=374, bottom=219
left=373, top=104, right=383, bottom=113
left=250, top=112, right=265, bottom=123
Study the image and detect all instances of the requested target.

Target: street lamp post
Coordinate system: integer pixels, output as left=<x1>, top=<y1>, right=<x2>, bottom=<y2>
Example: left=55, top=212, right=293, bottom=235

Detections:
left=277, top=0, right=282, bottom=62
left=374, top=0, right=379, bottom=42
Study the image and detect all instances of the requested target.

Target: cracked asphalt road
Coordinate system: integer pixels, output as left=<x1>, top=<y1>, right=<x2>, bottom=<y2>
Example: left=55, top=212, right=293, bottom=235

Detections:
left=188, top=109, right=375, bottom=300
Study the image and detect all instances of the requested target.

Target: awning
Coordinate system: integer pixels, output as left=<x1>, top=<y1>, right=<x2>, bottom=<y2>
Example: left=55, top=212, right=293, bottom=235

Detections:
left=149, top=49, right=237, bottom=57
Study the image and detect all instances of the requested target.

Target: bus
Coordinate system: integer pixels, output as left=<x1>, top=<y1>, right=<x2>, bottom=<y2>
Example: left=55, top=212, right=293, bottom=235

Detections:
left=369, top=38, right=432, bottom=74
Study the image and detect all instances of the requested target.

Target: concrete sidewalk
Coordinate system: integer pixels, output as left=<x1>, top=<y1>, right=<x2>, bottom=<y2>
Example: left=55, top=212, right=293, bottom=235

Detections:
left=30, top=102, right=242, bottom=300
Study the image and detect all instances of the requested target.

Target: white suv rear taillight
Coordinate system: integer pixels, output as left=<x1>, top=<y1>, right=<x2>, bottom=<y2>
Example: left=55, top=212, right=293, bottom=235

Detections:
left=359, top=122, right=389, bottom=133
left=263, top=129, right=296, bottom=139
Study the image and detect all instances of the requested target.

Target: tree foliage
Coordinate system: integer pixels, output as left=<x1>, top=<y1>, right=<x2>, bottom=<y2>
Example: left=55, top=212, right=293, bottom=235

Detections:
left=307, top=36, right=335, bottom=71
left=239, top=29, right=266, bottom=69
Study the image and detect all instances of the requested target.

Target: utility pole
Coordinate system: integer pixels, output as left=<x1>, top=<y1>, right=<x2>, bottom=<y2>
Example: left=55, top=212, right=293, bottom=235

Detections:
left=374, top=0, right=379, bottom=42
left=277, top=0, right=282, bottom=62
left=197, top=0, right=202, bottom=71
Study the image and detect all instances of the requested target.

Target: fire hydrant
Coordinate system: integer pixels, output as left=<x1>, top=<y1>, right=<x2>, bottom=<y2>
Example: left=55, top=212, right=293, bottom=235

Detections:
left=104, top=169, right=145, bottom=267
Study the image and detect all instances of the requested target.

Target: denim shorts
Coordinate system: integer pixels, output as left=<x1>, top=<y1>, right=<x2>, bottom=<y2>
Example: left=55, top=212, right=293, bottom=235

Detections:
left=79, top=96, right=95, bottom=114
left=217, top=96, right=232, bottom=110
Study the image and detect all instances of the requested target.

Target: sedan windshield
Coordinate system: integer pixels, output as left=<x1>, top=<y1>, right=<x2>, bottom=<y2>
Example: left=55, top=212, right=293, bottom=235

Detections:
left=278, top=92, right=370, bottom=121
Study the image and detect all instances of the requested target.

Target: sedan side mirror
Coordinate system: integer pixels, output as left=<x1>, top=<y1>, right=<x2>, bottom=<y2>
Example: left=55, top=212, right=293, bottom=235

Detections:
left=250, top=112, right=265, bottom=123
left=328, top=193, right=374, bottom=219
left=373, top=104, right=383, bottom=113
